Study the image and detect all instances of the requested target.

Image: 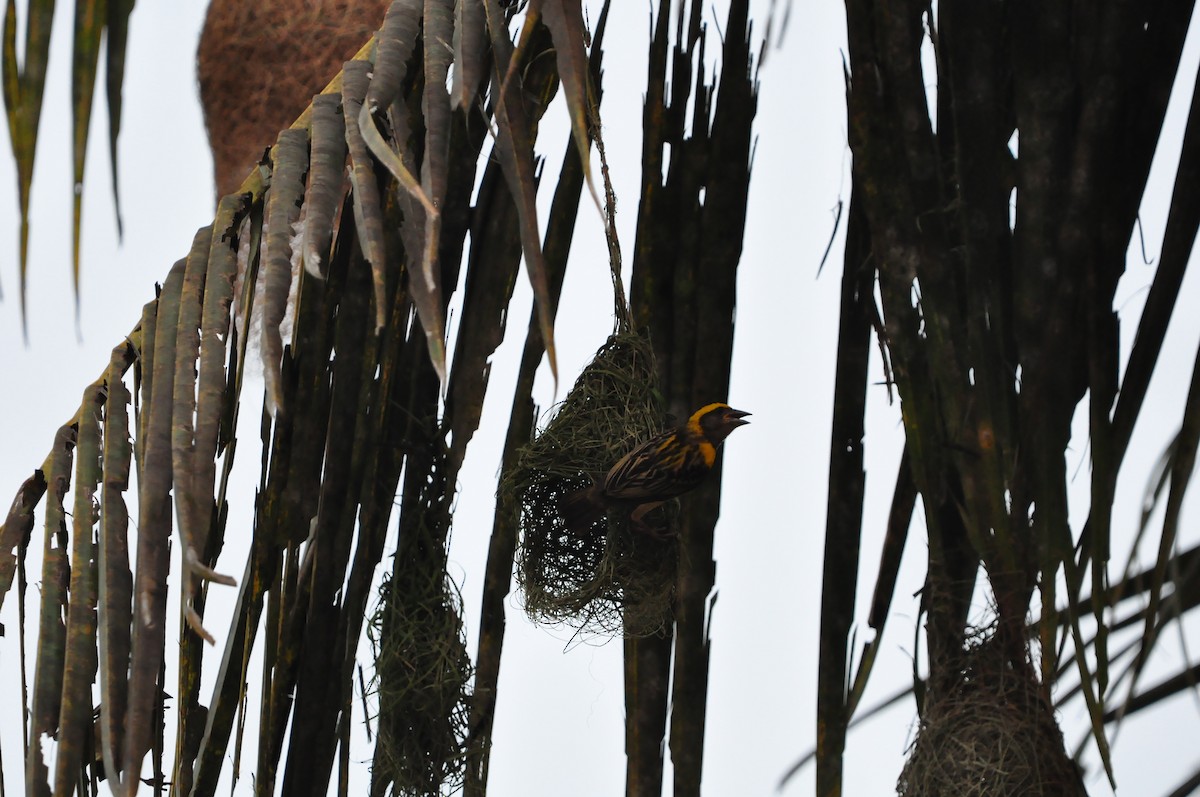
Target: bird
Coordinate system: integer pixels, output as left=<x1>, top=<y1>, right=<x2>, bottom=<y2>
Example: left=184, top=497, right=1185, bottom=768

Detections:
left=560, top=402, right=750, bottom=536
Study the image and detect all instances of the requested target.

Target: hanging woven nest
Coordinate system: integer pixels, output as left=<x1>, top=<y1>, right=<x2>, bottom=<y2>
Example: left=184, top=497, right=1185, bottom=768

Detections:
left=897, top=628, right=1087, bottom=797
left=504, top=331, right=676, bottom=637
left=370, top=560, right=473, bottom=796
left=197, top=0, right=390, bottom=196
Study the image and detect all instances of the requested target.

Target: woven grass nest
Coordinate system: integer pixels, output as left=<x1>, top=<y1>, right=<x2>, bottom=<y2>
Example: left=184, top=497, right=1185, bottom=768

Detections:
left=197, top=0, right=390, bottom=196
left=898, top=628, right=1087, bottom=797
left=505, top=332, right=677, bottom=637
left=370, top=561, right=472, bottom=795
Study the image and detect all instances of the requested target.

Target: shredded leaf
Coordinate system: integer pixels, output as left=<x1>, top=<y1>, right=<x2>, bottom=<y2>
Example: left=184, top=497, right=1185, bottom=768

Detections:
left=262, top=128, right=310, bottom=416
left=302, top=94, right=347, bottom=278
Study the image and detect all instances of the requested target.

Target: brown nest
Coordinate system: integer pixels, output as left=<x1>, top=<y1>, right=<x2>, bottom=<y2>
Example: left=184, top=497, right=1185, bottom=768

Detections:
left=505, top=332, right=676, bottom=637
left=197, top=0, right=390, bottom=196
left=369, top=559, right=472, bottom=796
left=898, top=629, right=1087, bottom=797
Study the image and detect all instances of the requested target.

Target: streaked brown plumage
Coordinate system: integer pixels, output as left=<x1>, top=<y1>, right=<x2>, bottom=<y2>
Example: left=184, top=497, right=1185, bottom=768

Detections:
left=560, top=403, right=751, bottom=535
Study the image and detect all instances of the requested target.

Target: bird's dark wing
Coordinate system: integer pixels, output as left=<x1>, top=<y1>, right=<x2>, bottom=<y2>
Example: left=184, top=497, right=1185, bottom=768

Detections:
left=603, top=431, right=711, bottom=502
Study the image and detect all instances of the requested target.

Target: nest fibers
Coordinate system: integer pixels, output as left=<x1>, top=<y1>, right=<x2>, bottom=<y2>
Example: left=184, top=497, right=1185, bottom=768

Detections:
left=197, top=0, right=390, bottom=196
left=898, top=628, right=1087, bottom=797
left=506, top=332, right=677, bottom=637
left=370, top=563, right=473, bottom=796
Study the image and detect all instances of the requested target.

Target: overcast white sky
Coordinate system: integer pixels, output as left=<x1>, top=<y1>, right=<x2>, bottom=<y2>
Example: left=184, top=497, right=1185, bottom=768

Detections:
left=2, top=1, right=1200, bottom=795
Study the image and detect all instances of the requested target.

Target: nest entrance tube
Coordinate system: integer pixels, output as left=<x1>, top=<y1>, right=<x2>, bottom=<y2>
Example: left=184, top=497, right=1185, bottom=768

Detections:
left=506, top=331, right=676, bottom=637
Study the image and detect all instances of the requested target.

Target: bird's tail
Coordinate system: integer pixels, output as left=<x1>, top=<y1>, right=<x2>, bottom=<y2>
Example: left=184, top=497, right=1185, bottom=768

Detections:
left=559, top=481, right=607, bottom=534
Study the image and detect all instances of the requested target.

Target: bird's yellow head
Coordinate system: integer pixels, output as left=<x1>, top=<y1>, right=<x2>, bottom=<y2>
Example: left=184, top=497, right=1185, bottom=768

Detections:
left=688, top=403, right=751, bottom=444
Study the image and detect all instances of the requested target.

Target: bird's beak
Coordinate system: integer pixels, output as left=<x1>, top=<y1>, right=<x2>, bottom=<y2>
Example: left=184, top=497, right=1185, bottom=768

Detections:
left=727, top=408, right=751, bottom=427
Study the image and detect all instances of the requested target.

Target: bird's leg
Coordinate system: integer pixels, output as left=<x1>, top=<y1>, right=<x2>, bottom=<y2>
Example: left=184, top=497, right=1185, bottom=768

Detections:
left=629, top=501, right=673, bottom=538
